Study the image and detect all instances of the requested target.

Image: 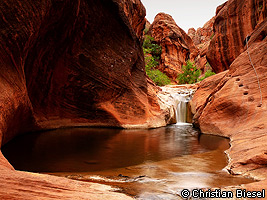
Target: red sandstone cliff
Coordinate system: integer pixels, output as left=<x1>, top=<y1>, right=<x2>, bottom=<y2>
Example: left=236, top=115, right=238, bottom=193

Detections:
left=188, top=17, right=215, bottom=74
left=116, top=0, right=147, bottom=39
left=148, top=13, right=199, bottom=81
left=188, top=17, right=215, bottom=46
left=0, top=0, right=170, bottom=149
left=192, top=17, right=267, bottom=188
left=0, top=0, right=170, bottom=199
left=207, top=0, right=267, bottom=73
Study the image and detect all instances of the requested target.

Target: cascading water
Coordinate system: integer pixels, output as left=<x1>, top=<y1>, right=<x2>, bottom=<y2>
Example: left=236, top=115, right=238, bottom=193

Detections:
left=173, top=89, right=194, bottom=125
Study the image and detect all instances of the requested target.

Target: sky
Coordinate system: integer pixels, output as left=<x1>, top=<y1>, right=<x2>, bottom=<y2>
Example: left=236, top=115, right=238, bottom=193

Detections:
left=141, top=0, right=227, bottom=32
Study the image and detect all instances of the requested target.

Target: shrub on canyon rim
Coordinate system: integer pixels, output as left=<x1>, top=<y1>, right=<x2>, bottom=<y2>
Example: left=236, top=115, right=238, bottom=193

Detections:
left=146, top=69, right=171, bottom=86
left=144, top=56, right=171, bottom=86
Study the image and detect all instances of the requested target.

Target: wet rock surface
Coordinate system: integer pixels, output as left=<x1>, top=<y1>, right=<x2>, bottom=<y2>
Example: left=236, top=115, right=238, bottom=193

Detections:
left=0, top=156, right=132, bottom=200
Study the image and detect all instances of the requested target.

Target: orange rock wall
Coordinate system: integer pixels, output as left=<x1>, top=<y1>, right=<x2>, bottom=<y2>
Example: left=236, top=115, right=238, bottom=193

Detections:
left=0, top=0, right=168, bottom=148
left=188, top=17, right=215, bottom=46
left=148, top=13, right=199, bottom=81
left=0, top=0, right=166, bottom=199
left=192, top=18, right=267, bottom=179
left=207, top=0, right=267, bottom=73
left=188, top=17, right=215, bottom=74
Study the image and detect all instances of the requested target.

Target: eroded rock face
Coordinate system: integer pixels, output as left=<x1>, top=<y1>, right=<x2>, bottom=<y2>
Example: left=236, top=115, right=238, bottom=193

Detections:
left=192, top=18, right=267, bottom=183
left=188, top=17, right=215, bottom=46
left=188, top=17, right=215, bottom=74
left=148, top=13, right=199, bottom=81
left=0, top=0, right=169, bottom=148
left=115, top=0, right=146, bottom=39
left=207, top=0, right=267, bottom=73
left=0, top=0, right=168, bottom=199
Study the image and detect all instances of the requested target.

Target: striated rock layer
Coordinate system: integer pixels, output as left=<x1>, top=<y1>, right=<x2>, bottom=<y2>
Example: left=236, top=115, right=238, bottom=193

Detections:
left=192, top=18, right=267, bottom=188
left=207, top=0, right=267, bottom=73
left=148, top=13, right=199, bottom=81
left=0, top=0, right=172, bottom=199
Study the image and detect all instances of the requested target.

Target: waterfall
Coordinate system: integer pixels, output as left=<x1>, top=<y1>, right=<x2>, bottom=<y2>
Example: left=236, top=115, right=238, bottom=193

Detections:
left=173, top=90, right=194, bottom=125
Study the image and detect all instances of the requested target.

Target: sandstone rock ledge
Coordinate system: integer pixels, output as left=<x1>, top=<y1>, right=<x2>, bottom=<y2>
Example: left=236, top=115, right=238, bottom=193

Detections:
left=157, top=84, right=198, bottom=124
left=0, top=152, right=132, bottom=200
left=192, top=18, right=267, bottom=191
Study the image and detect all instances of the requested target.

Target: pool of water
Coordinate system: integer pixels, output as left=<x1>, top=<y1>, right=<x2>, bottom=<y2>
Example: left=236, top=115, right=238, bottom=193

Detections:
left=2, top=125, right=254, bottom=199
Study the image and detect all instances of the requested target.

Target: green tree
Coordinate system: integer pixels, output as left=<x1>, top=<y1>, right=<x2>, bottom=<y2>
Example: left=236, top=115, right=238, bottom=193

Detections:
left=177, top=61, right=201, bottom=84
left=143, top=35, right=162, bottom=57
left=145, top=56, right=159, bottom=70
left=143, top=35, right=154, bottom=49
left=144, top=28, right=149, bottom=35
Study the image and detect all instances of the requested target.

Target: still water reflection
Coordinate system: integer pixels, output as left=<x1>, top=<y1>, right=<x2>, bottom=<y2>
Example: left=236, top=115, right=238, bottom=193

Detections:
left=3, top=125, right=226, bottom=172
left=2, top=125, right=253, bottom=199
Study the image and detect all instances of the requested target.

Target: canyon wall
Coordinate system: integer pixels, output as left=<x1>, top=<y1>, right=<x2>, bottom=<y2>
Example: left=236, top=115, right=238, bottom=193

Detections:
left=0, top=0, right=170, bottom=199
left=188, top=17, right=215, bottom=47
left=188, top=17, right=215, bottom=74
left=148, top=13, right=199, bottom=81
left=0, top=0, right=170, bottom=148
left=207, top=0, right=267, bottom=73
left=192, top=17, right=267, bottom=184
left=147, top=13, right=216, bottom=82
